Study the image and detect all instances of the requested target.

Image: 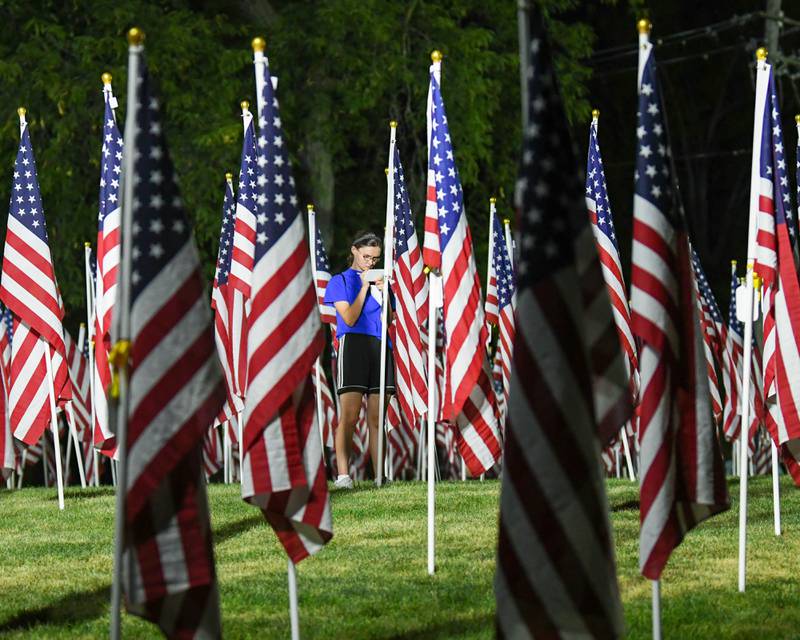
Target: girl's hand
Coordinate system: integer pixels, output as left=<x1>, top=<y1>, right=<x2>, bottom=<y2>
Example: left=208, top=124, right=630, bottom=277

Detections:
left=359, top=270, right=371, bottom=288
left=373, top=277, right=384, bottom=289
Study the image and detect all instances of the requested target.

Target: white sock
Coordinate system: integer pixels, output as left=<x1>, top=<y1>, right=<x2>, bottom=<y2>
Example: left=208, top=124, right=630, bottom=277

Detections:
left=337, top=474, right=350, bottom=480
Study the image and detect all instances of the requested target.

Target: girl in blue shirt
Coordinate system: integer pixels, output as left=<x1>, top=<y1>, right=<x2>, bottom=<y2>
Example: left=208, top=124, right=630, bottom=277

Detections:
left=323, top=231, right=394, bottom=488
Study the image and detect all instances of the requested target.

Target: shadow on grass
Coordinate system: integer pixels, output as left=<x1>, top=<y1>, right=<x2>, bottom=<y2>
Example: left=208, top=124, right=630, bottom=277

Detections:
left=214, top=515, right=264, bottom=544
left=611, top=499, right=640, bottom=512
left=44, top=487, right=115, bottom=501
left=379, top=612, right=494, bottom=639
left=0, top=584, right=109, bottom=632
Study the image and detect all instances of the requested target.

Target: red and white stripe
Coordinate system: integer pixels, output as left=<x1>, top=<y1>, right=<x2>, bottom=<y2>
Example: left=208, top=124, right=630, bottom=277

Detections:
left=386, top=396, right=419, bottom=479
left=422, top=55, right=442, bottom=271
left=484, top=203, right=499, bottom=328
left=202, top=425, right=224, bottom=479
left=0, top=310, right=12, bottom=478
left=308, top=208, right=336, bottom=326
left=240, top=48, right=331, bottom=563
left=632, top=34, right=728, bottom=581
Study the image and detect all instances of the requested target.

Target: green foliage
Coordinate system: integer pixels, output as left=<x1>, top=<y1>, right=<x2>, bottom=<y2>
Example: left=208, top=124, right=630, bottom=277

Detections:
left=0, top=0, right=605, bottom=330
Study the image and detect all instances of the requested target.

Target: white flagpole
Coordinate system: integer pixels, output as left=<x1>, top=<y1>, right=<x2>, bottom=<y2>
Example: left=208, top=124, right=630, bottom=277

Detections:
left=85, top=243, right=100, bottom=486
left=43, top=338, right=65, bottom=510
left=376, top=121, right=397, bottom=487
left=738, top=46, right=769, bottom=593
left=110, top=27, right=144, bottom=640
left=287, top=559, right=300, bottom=640
left=307, top=205, right=328, bottom=459
left=427, top=269, right=443, bottom=575
left=771, top=440, right=781, bottom=535
left=651, top=580, right=662, bottom=640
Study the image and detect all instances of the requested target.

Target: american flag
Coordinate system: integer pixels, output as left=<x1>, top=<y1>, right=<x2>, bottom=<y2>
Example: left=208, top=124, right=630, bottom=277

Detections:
left=229, top=104, right=258, bottom=299
left=490, top=213, right=515, bottom=428
left=93, top=78, right=122, bottom=458
left=751, top=59, right=800, bottom=450
left=64, top=326, right=97, bottom=485
left=426, top=52, right=502, bottom=475
left=630, top=24, right=728, bottom=580
left=202, top=425, right=224, bottom=479
left=386, top=396, right=419, bottom=480
left=119, top=47, right=223, bottom=636
left=586, top=113, right=639, bottom=397
left=494, top=12, right=624, bottom=637
left=240, top=42, right=331, bottom=563
left=691, top=248, right=725, bottom=423
left=423, top=52, right=443, bottom=270
left=311, top=359, right=336, bottom=450
left=723, top=263, right=745, bottom=440
left=308, top=207, right=336, bottom=326
left=211, top=174, right=242, bottom=427
left=390, top=144, right=428, bottom=424
left=484, top=201, right=500, bottom=329
left=1, top=113, right=72, bottom=447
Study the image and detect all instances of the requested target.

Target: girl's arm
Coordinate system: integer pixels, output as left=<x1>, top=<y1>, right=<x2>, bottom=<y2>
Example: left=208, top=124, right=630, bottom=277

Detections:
left=334, top=273, right=370, bottom=326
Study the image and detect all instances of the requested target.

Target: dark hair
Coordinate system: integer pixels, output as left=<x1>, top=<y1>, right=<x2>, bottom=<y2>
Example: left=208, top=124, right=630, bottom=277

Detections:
left=351, top=230, right=382, bottom=249
left=348, top=230, right=382, bottom=265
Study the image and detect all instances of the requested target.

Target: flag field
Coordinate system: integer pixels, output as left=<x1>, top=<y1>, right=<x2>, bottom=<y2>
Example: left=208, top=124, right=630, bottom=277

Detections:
left=1, top=478, right=799, bottom=638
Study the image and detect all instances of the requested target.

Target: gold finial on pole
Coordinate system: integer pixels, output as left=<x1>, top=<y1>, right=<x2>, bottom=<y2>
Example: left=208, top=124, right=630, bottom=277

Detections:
left=795, top=114, right=800, bottom=124
left=637, top=19, right=651, bottom=34
left=80, top=322, right=86, bottom=329
left=240, top=100, right=250, bottom=110
left=503, top=218, right=511, bottom=226
left=424, top=266, right=431, bottom=275
left=592, top=108, right=600, bottom=120
left=384, top=168, right=389, bottom=176
left=225, top=172, right=233, bottom=182
left=731, top=259, right=737, bottom=267
left=127, top=27, right=144, bottom=46
left=85, top=241, right=91, bottom=248
left=307, top=204, right=315, bottom=211
left=431, top=50, right=443, bottom=63
left=252, top=37, right=266, bottom=52
left=101, top=72, right=112, bottom=84
left=390, top=120, right=397, bottom=128
left=17, top=107, right=26, bottom=117
left=489, top=197, right=497, bottom=204
left=756, top=47, right=768, bottom=61
left=753, top=272, right=762, bottom=290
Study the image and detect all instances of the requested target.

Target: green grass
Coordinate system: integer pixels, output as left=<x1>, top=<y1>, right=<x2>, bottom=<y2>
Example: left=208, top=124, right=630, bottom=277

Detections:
left=0, top=477, right=798, bottom=638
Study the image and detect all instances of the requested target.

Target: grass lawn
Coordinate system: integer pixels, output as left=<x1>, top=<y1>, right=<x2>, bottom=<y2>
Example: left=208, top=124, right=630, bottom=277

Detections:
left=0, top=476, right=797, bottom=638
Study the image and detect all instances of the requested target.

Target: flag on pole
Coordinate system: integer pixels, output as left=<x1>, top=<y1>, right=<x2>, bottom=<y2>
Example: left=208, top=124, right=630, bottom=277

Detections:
left=94, top=76, right=122, bottom=458
left=308, top=208, right=337, bottom=326
left=490, top=213, right=515, bottom=426
left=586, top=112, right=639, bottom=397
left=390, top=144, right=428, bottom=424
left=631, top=21, right=728, bottom=580
left=202, top=425, right=224, bottom=479
left=425, top=52, right=502, bottom=475
left=690, top=248, right=725, bottom=423
left=241, top=39, right=331, bottom=562
left=495, top=10, right=624, bottom=637
left=311, top=359, right=336, bottom=450
left=211, top=174, right=242, bottom=426
left=423, top=52, right=443, bottom=271
left=119, top=44, right=223, bottom=636
left=751, top=60, right=800, bottom=450
left=64, top=328, right=92, bottom=437
left=484, top=204, right=500, bottom=329
left=723, top=263, right=744, bottom=440
left=0, top=111, right=72, bottom=447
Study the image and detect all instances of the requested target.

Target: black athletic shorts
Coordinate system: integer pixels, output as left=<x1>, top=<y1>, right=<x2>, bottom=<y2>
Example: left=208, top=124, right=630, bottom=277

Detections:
left=336, top=333, right=395, bottom=395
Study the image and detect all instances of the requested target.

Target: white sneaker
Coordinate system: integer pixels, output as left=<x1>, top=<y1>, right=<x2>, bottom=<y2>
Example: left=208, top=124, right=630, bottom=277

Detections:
left=334, top=475, right=354, bottom=489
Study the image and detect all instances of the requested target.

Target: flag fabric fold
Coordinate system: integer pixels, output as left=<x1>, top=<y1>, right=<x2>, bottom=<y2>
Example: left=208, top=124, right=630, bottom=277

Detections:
left=119, top=48, right=223, bottom=637
left=631, top=27, right=728, bottom=581
left=495, top=11, right=624, bottom=638
left=240, top=45, right=331, bottom=563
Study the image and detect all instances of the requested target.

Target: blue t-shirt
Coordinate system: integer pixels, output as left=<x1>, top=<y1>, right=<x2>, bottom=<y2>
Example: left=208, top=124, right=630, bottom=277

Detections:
left=324, top=268, right=386, bottom=339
